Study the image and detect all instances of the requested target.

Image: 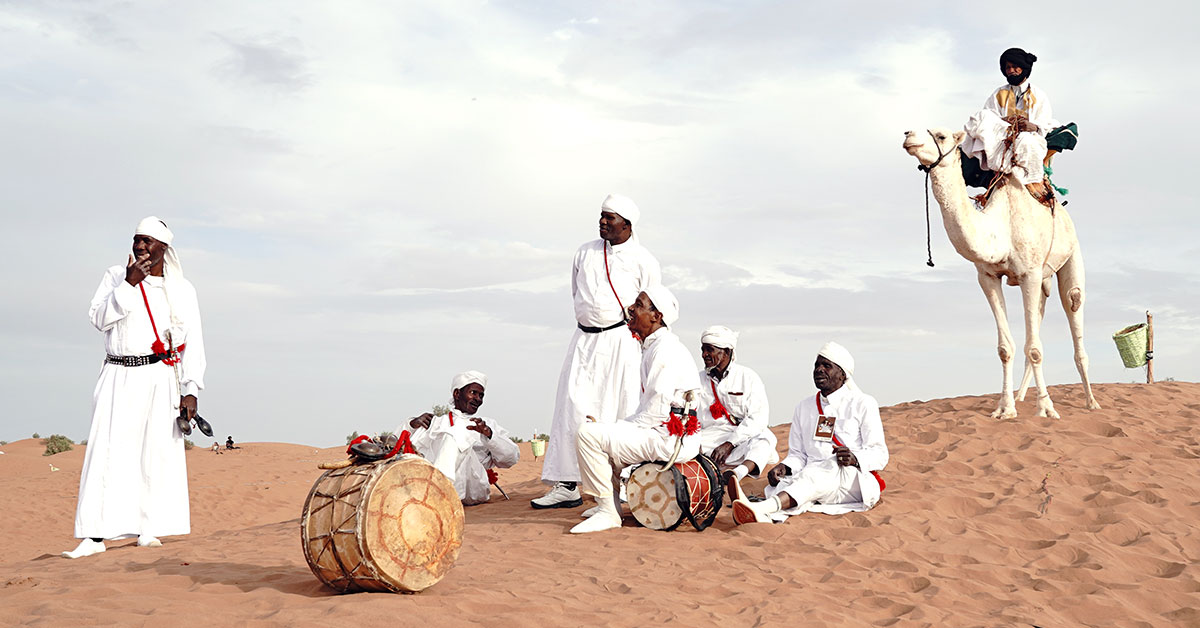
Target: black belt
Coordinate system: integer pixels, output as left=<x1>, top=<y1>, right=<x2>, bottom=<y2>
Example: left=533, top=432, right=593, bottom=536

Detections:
left=578, top=320, right=626, bottom=333
left=105, top=353, right=167, bottom=367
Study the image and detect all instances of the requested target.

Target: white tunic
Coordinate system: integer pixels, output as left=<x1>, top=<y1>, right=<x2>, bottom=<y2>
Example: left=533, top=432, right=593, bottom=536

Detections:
left=697, top=363, right=779, bottom=473
left=74, top=265, right=206, bottom=540
left=961, top=82, right=1058, bottom=185
left=543, top=237, right=661, bottom=483
left=576, top=327, right=703, bottom=498
left=766, top=384, right=888, bottom=517
left=404, top=409, right=520, bottom=505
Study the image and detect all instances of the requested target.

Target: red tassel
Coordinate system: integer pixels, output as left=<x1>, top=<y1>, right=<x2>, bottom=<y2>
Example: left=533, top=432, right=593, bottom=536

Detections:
left=684, top=415, right=699, bottom=436
left=487, top=468, right=499, bottom=485
left=662, top=415, right=684, bottom=437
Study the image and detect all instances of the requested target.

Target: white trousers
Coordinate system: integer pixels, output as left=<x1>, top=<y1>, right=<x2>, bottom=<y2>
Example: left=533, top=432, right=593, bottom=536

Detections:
left=542, top=326, right=642, bottom=484
left=576, top=421, right=700, bottom=499
left=765, top=461, right=863, bottom=512
left=700, top=425, right=779, bottom=476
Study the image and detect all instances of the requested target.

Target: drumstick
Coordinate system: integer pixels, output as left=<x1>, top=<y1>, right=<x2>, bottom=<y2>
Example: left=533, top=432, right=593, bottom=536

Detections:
left=493, top=482, right=510, bottom=500
left=318, top=458, right=353, bottom=470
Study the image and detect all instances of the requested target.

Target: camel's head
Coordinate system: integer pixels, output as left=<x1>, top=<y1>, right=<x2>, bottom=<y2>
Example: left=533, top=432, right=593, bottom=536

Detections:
left=903, top=128, right=964, bottom=170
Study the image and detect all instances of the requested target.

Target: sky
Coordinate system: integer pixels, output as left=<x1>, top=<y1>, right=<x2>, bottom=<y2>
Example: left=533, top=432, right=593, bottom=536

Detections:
left=1, top=1, right=1196, bottom=448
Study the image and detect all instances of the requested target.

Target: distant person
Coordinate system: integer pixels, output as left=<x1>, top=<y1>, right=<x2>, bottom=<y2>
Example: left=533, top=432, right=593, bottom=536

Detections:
left=534, top=194, right=661, bottom=510
left=210, top=442, right=222, bottom=454
left=400, top=371, right=519, bottom=505
left=225, top=436, right=239, bottom=450
left=694, top=326, right=779, bottom=500
left=961, top=48, right=1058, bottom=202
left=732, top=342, right=888, bottom=524
left=65, top=217, right=207, bottom=559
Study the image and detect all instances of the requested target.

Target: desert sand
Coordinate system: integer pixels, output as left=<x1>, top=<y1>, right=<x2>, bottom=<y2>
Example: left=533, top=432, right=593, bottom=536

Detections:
left=1, top=381, right=1198, bottom=627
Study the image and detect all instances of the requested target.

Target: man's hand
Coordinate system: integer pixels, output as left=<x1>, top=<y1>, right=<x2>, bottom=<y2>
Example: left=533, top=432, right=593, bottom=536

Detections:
left=1017, top=118, right=1037, bottom=133
left=710, top=441, right=735, bottom=468
left=766, top=463, right=791, bottom=487
left=409, top=413, right=434, bottom=430
left=833, top=445, right=859, bottom=468
left=125, top=253, right=153, bottom=286
left=179, top=395, right=198, bottom=421
left=466, top=417, right=492, bottom=439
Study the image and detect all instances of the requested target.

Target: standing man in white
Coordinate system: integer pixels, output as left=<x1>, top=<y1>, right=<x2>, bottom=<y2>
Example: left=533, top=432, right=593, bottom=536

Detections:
left=65, top=217, right=207, bottom=558
left=533, top=194, right=661, bottom=510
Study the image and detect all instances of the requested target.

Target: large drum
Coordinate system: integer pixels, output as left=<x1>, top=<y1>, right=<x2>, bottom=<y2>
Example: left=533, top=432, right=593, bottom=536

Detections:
left=626, top=455, right=724, bottom=531
left=301, top=454, right=464, bottom=593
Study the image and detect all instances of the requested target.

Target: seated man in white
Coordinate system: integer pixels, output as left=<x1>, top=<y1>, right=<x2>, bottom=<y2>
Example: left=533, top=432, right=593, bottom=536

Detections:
left=572, top=285, right=702, bottom=534
left=733, top=342, right=888, bottom=524
left=401, top=371, right=520, bottom=505
left=696, top=325, right=779, bottom=498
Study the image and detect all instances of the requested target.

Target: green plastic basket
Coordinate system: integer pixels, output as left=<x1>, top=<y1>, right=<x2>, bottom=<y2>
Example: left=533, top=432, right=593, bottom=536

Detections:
left=1112, top=323, right=1148, bottom=368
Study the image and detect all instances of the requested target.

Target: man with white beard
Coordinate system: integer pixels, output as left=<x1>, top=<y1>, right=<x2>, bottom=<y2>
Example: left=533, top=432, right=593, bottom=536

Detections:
left=402, top=371, right=520, bottom=505
left=695, top=325, right=779, bottom=501
left=533, top=194, right=661, bottom=510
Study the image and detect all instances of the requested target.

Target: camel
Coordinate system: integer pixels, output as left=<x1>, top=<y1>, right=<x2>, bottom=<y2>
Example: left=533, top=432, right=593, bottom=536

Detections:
left=902, top=128, right=1100, bottom=418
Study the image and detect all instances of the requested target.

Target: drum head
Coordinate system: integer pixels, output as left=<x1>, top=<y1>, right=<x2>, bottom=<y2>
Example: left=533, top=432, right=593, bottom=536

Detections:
left=361, top=456, right=465, bottom=592
left=626, top=461, right=685, bottom=531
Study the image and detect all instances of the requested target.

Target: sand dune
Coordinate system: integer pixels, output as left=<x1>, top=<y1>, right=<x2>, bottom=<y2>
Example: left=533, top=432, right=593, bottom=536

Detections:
left=2, top=382, right=1198, bottom=627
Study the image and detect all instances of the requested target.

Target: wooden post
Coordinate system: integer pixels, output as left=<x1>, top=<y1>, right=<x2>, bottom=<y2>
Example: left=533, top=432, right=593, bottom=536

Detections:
left=1146, top=311, right=1155, bottom=384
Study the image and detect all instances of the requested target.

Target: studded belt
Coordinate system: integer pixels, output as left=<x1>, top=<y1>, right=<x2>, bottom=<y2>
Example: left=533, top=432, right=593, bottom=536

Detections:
left=105, top=353, right=167, bottom=367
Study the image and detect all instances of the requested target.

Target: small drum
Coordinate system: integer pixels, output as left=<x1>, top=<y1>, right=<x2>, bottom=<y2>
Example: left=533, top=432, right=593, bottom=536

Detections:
left=626, top=455, right=724, bottom=531
left=301, top=454, right=464, bottom=593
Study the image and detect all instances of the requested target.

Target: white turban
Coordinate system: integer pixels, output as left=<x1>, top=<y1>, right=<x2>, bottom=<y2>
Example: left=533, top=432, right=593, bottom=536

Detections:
left=701, top=325, right=738, bottom=354
left=601, top=193, right=640, bottom=228
left=134, top=216, right=185, bottom=332
left=451, top=370, right=488, bottom=396
left=817, top=341, right=859, bottom=392
left=642, top=283, right=679, bottom=327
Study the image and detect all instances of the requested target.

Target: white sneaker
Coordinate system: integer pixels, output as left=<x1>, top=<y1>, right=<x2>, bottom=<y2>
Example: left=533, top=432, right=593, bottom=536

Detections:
left=63, top=539, right=106, bottom=559
left=569, top=498, right=622, bottom=534
left=137, top=535, right=162, bottom=547
left=531, top=483, right=583, bottom=509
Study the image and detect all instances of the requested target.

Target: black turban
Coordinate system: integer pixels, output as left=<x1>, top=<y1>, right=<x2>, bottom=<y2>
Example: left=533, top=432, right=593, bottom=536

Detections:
left=999, top=48, right=1037, bottom=83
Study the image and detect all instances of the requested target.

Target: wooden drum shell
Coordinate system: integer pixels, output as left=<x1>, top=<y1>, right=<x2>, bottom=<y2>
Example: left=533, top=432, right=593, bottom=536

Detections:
left=301, top=455, right=464, bottom=593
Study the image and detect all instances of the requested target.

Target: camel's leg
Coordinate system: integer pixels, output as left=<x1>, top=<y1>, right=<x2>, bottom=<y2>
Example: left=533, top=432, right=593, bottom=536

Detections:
left=1020, top=272, right=1059, bottom=419
left=978, top=270, right=1017, bottom=418
left=1016, top=278, right=1051, bottom=401
left=1057, top=247, right=1101, bottom=410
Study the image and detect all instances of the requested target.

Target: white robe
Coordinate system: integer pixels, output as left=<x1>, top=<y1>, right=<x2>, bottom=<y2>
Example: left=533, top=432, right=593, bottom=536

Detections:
left=543, top=236, right=661, bottom=484
left=697, top=363, right=778, bottom=474
left=766, top=385, right=888, bottom=519
left=961, top=82, right=1058, bottom=185
left=577, top=327, right=702, bottom=499
left=404, top=409, right=520, bottom=505
left=74, top=266, right=206, bottom=540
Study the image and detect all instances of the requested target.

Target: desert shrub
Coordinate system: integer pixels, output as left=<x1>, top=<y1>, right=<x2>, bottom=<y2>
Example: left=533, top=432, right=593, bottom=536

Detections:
left=184, top=439, right=195, bottom=450
left=80, top=439, right=87, bottom=445
left=534, top=433, right=550, bottom=442
left=32, top=432, right=40, bottom=439
left=346, top=431, right=360, bottom=445
left=431, top=404, right=450, bottom=417
left=509, top=436, right=525, bottom=444
left=42, top=434, right=74, bottom=456
left=0, top=440, right=7, bottom=446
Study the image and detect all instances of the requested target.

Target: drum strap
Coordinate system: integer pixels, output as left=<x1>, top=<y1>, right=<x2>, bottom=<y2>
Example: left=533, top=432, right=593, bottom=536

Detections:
left=815, top=394, right=886, bottom=492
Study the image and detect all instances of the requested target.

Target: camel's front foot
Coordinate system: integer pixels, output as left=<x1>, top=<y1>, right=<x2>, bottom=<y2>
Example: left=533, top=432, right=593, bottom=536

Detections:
left=1036, top=396, right=1060, bottom=419
left=1086, top=397, right=1102, bottom=411
left=990, top=403, right=1018, bottom=420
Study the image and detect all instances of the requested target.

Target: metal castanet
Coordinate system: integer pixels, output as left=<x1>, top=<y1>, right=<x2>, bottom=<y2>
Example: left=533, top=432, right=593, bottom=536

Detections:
left=300, top=455, right=464, bottom=593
